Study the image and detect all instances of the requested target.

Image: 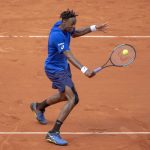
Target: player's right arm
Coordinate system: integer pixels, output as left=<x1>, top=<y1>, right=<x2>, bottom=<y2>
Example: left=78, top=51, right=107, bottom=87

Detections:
left=63, top=50, right=95, bottom=78
left=53, top=33, right=95, bottom=78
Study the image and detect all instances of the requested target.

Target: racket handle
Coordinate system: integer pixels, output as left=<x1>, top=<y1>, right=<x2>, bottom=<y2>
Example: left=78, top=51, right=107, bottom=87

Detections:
left=93, top=67, right=102, bottom=73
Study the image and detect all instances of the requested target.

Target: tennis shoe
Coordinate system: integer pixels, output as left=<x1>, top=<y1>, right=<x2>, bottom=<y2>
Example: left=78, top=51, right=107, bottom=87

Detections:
left=30, top=102, right=48, bottom=125
left=45, top=131, right=68, bottom=146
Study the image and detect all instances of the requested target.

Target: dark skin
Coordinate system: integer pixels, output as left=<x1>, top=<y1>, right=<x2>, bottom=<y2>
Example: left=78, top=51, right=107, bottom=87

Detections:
left=59, top=17, right=108, bottom=78
left=36, top=17, right=108, bottom=123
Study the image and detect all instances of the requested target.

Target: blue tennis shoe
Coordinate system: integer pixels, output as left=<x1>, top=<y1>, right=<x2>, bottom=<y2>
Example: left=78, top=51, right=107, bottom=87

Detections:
left=45, top=132, right=68, bottom=146
left=30, top=103, right=48, bottom=125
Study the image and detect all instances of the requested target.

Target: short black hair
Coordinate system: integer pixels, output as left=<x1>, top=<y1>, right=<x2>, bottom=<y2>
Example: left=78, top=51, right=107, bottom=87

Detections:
left=60, top=9, right=78, bottom=20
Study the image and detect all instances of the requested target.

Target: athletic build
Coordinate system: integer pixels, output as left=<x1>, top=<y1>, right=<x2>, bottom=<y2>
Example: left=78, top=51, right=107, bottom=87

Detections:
left=30, top=9, right=108, bottom=146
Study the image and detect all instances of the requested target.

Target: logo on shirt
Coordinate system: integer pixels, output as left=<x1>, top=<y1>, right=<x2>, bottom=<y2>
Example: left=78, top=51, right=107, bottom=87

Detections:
left=58, top=43, right=64, bottom=50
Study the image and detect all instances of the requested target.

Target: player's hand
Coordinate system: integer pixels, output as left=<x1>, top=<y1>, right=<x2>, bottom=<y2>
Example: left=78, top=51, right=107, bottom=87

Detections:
left=84, top=70, right=96, bottom=78
left=96, top=23, right=109, bottom=33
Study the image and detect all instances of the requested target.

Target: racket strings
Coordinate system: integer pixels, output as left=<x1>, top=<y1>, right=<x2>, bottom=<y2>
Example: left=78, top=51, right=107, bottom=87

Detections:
left=110, top=45, right=136, bottom=66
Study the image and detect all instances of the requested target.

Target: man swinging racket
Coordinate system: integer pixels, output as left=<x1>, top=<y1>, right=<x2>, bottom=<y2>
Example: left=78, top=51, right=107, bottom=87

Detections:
left=30, top=9, right=108, bottom=146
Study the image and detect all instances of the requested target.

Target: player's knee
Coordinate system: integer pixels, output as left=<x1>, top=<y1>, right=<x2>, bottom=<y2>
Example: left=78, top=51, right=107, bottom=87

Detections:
left=74, top=92, right=79, bottom=105
left=71, top=86, right=79, bottom=105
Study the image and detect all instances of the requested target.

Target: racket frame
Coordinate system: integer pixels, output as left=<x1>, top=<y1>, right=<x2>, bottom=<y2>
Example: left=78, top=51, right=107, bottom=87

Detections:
left=94, top=44, right=136, bottom=73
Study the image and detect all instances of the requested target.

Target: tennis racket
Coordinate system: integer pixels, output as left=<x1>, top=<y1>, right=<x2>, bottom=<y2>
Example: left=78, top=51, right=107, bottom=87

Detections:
left=94, top=44, right=136, bottom=73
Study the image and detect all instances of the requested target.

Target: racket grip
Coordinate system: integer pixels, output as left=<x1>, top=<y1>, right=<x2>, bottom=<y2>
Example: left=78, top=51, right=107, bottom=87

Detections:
left=93, top=67, right=102, bottom=73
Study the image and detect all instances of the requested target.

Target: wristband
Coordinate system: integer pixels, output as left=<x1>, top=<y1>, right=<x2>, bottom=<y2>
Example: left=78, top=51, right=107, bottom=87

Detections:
left=81, top=66, right=88, bottom=74
left=90, top=25, right=96, bottom=32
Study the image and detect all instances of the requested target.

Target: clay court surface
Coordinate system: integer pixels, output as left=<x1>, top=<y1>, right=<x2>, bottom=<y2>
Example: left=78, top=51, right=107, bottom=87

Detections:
left=0, top=0, right=150, bottom=149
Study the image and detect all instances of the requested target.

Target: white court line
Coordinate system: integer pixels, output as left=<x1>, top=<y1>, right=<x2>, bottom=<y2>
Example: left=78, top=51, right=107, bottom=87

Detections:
left=0, top=132, right=150, bottom=135
left=0, top=35, right=150, bottom=38
left=83, top=35, right=150, bottom=38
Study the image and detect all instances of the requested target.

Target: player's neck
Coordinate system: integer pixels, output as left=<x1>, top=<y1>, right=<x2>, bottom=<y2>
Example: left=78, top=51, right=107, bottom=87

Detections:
left=59, top=24, right=66, bottom=32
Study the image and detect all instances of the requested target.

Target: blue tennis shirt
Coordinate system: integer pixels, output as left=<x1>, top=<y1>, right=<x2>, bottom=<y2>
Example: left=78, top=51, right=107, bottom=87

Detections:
left=45, top=21, right=73, bottom=73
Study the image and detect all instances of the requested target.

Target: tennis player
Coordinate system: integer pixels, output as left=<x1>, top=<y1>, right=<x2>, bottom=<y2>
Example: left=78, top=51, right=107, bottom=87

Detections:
left=30, top=9, right=108, bottom=146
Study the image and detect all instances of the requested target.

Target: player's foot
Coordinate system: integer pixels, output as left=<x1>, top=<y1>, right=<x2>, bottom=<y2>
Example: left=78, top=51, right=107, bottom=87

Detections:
left=30, top=102, right=48, bottom=125
left=45, top=131, right=68, bottom=146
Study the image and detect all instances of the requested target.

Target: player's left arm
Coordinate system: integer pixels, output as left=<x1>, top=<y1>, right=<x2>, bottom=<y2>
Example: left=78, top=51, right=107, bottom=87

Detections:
left=72, top=23, right=108, bottom=38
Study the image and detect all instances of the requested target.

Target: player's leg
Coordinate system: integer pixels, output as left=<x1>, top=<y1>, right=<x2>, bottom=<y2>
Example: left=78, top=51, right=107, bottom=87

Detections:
left=37, top=92, right=67, bottom=111
left=30, top=93, right=67, bottom=125
left=46, top=85, right=79, bottom=146
left=56, top=86, right=79, bottom=122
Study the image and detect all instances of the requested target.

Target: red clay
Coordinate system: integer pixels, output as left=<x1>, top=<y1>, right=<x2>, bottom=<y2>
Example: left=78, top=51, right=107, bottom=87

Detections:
left=0, top=0, right=150, bottom=149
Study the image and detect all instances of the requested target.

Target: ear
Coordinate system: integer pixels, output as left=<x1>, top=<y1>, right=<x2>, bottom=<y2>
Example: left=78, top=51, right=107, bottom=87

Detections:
left=62, top=19, right=67, bottom=23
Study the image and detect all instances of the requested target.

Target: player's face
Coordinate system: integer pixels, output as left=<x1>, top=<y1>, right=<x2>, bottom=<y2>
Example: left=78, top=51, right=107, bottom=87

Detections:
left=64, top=17, right=76, bottom=32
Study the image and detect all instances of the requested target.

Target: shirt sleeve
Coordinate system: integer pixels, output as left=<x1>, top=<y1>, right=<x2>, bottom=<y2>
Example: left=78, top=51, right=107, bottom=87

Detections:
left=53, top=33, right=70, bottom=54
